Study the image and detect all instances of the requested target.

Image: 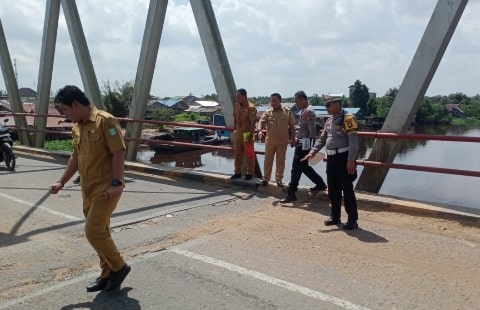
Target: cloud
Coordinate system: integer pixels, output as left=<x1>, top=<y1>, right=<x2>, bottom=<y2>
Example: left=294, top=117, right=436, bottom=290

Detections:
left=0, top=0, right=479, bottom=99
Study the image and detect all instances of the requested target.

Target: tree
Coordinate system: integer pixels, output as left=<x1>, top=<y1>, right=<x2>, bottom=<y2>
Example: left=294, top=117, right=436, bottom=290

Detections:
left=310, top=93, right=320, bottom=106
left=375, top=87, right=398, bottom=117
left=349, top=80, right=370, bottom=115
left=416, top=98, right=451, bottom=124
left=202, top=93, right=218, bottom=101
left=101, top=80, right=135, bottom=118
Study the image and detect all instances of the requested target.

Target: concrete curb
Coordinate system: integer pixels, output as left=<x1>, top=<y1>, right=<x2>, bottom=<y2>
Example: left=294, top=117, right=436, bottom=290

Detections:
left=13, top=145, right=480, bottom=226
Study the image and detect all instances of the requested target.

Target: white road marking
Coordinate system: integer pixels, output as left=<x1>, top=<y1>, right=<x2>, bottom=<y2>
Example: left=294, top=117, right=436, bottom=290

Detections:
left=0, top=192, right=81, bottom=221
left=170, top=248, right=372, bottom=310
left=0, top=245, right=371, bottom=309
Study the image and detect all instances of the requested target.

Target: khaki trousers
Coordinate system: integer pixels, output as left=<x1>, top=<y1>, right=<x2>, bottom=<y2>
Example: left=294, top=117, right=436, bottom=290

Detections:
left=263, top=143, right=288, bottom=182
left=83, top=193, right=125, bottom=277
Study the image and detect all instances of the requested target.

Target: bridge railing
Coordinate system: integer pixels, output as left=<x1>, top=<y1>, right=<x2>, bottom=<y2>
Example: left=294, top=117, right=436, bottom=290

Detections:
left=2, top=112, right=480, bottom=177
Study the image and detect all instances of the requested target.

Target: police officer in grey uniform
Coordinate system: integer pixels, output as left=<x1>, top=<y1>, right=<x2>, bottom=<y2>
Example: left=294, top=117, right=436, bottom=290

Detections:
left=302, top=95, right=360, bottom=230
left=281, top=91, right=327, bottom=203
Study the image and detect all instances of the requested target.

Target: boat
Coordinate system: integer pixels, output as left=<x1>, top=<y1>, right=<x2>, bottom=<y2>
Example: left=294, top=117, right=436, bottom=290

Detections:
left=151, top=127, right=219, bottom=153
left=212, top=114, right=231, bottom=142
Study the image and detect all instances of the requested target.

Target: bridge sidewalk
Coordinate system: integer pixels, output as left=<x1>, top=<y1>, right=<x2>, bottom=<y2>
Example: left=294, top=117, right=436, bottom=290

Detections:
left=13, top=145, right=480, bottom=225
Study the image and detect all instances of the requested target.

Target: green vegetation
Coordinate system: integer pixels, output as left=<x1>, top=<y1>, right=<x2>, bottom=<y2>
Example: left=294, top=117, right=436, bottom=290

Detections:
left=174, top=112, right=208, bottom=122
left=100, top=80, right=480, bottom=127
left=451, top=117, right=480, bottom=126
left=44, top=139, right=73, bottom=152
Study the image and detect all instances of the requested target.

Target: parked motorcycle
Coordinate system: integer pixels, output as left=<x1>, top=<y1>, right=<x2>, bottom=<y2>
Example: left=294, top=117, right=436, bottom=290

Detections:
left=0, top=119, right=15, bottom=170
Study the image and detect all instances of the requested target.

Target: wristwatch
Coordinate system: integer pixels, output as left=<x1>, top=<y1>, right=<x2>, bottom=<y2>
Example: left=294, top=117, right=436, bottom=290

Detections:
left=111, top=179, right=123, bottom=187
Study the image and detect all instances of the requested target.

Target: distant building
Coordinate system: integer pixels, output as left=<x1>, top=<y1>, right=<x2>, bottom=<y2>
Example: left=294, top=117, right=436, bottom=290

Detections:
left=0, top=100, right=73, bottom=131
left=185, top=100, right=220, bottom=115
left=18, top=87, right=37, bottom=102
left=445, top=103, right=465, bottom=118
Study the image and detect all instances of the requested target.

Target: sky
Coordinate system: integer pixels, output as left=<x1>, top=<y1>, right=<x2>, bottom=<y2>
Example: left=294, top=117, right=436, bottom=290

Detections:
left=0, top=0, right=479, bottom=99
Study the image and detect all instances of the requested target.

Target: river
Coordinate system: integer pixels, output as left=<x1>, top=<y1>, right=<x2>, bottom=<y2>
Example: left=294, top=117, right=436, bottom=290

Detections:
left=137, top=125, right=480, bottom=211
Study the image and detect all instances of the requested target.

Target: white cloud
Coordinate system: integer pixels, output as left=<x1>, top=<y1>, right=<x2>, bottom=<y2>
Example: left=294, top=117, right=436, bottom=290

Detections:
left=0, top=0, right=479, bottom=98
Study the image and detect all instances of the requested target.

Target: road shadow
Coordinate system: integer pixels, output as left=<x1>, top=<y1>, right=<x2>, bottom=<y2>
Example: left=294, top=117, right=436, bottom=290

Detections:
left=269, top=191, right=389, bottom=243
left=60, top=287, right=140, bottom=310
left=318, top=225, right=389, bottom=243
left=0, top=231, right=30, bottom=247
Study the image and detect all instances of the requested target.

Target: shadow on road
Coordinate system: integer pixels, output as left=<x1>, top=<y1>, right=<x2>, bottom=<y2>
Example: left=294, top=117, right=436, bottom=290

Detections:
left=60, top=287, right=140, bottom=310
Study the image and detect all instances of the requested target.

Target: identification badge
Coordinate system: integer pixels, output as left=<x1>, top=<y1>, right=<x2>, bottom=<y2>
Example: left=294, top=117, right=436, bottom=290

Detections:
left=302, top=138, right=311, bottom=150
left=108, top=127, right=117, bottom=136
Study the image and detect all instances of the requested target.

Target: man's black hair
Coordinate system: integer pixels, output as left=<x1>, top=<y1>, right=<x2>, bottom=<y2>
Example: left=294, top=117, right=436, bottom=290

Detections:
left=270, top=92, right=282, bottom=100
left=294, top=90, right=307, bottom=100
left=54, top=85, right=91, bottom=107
left=237, top=88, right=247, bottom=97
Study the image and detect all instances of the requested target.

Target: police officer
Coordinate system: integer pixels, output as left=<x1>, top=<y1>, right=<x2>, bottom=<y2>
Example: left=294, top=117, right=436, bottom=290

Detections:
left=302, top=95, right=360, bottom=230
left=50, top=85, right=131, bottom=292
left=281, top=91, right=327, bottom=203
left=231, top=88, right=257, bottom=180
left=257, top=93, right=296, bottom=187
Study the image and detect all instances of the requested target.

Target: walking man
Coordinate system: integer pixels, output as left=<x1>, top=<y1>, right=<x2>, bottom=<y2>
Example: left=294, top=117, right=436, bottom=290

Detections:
left=302, top=95, right=360, bottom=230
left=50, top=85, right=131, bottom=292
left=257, top=93, right=296, bottom=187
left=231, top=88, right=257, bottom=180
left=281, top=91, right=327, bottom=203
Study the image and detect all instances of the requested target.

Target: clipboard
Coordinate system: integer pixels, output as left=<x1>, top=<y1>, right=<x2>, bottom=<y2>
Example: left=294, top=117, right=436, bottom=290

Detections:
left=309, top=152, right=325, bottom=165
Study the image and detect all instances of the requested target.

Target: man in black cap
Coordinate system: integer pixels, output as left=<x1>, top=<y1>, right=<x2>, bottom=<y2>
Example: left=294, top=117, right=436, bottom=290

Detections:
left=281, top=91, right=327, bottom=203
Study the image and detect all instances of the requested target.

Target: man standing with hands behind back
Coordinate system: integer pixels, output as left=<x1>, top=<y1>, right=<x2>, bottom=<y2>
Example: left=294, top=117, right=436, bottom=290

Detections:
left=231, top=88, right=257, bottom=180
left=50, top=85, right=131, bottom=292
left=257, top=93, right=296, bottom=187
left=302, top=95, right=360, bottom=230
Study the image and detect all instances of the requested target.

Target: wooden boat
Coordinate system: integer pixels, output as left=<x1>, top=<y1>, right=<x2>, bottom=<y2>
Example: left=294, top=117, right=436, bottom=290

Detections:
left=151, top=127, right=219, bottom=153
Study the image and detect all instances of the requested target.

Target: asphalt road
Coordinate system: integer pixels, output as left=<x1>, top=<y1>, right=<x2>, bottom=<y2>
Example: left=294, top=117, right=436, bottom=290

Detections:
left=0, top=154, right=479, bottom=309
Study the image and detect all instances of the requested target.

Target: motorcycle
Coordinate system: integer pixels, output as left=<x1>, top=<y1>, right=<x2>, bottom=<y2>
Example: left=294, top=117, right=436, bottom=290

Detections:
left=0, top=119, right=15, bottom=170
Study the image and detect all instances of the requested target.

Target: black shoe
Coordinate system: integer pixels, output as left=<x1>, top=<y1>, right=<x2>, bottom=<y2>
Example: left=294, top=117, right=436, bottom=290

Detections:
left=245, top=174, right=253, bottom=180
left=343, top=222, right=358, bottom=230
left=260, top=180, right=268, bottom=186
left=230, top=173, right=241, bottom=180
left=276, top=182, right=284, bottom=188
left=104, top=264, right=131, bottom=292
left=86, top=276, right=109, bottom=292
left=324, top=218, right=341, bottom=226
left=72, top=176, right=81, bottom=184
left=280, top=196, right=297, bottom=203
left=310, top=184, right=327, bottom=192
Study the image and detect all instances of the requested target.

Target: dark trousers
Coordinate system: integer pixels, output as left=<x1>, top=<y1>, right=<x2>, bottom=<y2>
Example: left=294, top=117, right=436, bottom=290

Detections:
left=287, top=146, right=326, bottom=196
left=326, top=152, right=358, bottom=223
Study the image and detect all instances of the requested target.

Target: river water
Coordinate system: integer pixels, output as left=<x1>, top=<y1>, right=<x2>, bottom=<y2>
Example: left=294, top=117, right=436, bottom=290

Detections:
left=137, top=125, right=480, bottom=211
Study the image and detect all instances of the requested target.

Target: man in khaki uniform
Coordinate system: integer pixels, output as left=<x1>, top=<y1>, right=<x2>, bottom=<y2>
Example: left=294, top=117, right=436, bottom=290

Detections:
left=231, top=88, right=257, bottom=180
left=50, top=85, right=130, bottom=292
left=258, top=93, right=295, bottom=187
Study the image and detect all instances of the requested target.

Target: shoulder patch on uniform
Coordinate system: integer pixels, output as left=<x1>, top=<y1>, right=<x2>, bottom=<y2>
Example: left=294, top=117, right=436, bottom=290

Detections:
left=305, top=110, right=314, bottom=121
left=108, top=127, right=118, bottom=136
left=343, top=114, right=358, bottom=133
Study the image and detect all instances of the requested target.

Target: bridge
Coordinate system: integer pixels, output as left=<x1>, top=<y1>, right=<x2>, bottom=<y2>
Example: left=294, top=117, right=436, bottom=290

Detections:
left=0, top=0, right=473, bottom=193
left=1, top=146, right=479, bottom=309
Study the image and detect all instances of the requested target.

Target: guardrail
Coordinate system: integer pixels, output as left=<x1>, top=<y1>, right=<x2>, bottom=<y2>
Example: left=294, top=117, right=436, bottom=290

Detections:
left=0, top=112, right=265, bottom=155
left=2, top=112, right=480, bottom=177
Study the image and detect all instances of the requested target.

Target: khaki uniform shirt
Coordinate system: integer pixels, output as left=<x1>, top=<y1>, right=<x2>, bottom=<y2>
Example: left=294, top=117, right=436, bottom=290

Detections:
left=233, top=101, right=257, bottom=136
left=72, top=106, right=125, bottom=197
left=259, top=107, right=295, bottom=145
